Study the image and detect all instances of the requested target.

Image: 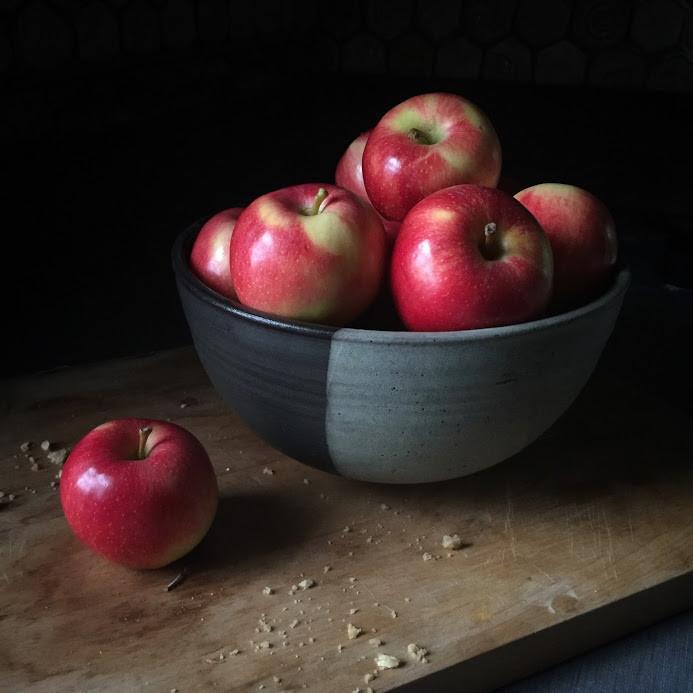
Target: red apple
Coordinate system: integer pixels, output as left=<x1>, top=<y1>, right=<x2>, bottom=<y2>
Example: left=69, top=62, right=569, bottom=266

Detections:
left=391, top=185, right=553, bottom=331
left=190, top=207, right=243, bottom=299
left=515, top=183, right=617, bottom=309
left=363, top=92, right=502, bottom=222
left=230, top=184, right=386, bottom=325
left=335, top=130, right=401, bottom=243
left=60, top=419, right=218, bottom=569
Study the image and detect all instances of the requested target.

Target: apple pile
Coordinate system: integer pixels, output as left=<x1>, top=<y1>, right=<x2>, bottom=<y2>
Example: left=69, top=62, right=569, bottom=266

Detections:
left=191, top=92, right=618, bottom=331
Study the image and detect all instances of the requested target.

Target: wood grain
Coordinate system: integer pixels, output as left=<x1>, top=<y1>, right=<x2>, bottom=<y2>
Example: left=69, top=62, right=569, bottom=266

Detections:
left=1, top=347, right=692, bottom=692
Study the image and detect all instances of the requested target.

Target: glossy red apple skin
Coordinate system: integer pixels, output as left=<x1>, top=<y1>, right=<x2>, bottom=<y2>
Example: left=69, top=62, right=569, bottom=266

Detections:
left=363, top=92, right=502, bottom=222
left=60, top=419, right=218, bottom=570
left=190, top=208, right=243, bottom=299
left=335, top=130, right=401, bottom=243
left=230, top=183, right=386, bottom=326
left=515, top=183, right=617, bottom=310
left=392, top=185, right=553, bottom=331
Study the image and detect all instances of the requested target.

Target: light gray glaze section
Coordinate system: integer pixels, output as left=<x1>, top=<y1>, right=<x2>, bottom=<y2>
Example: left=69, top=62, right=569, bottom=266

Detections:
left=325, top=277, right=628, bottom=484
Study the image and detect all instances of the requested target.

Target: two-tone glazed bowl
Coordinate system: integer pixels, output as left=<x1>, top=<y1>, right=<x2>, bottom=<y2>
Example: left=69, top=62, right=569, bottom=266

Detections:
left=173, top=219, right=629, bottom=484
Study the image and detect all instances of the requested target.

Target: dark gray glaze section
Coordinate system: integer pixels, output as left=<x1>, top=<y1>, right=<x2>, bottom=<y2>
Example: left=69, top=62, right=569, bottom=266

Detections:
left=325, top=270, right=630, bottom=484
left=172, top=221, right=337, bottom=473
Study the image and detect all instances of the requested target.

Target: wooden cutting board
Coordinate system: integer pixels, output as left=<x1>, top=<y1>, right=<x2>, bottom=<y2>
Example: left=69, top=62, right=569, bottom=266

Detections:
left=1, top=347, right=692, bottom=693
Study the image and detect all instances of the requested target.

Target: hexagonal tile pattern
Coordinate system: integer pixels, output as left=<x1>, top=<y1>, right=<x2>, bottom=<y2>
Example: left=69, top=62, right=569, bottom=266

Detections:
left=572, top=0, right=631, bottom=50
left=121, top=2, right=161, bottom=54
left=15, top=2, right=74, bottom=68
left=589, top=47, right=646, bottom=88
left=647, top=52, right=693, bottom=92
left=516, top=0, right=572, bottom=47
left=483, top=38, right=532, bottom=82
left=631, top=0, right=684, bottom=54
left=366, top=0, right=414, bottom=40
left=417, top=0, right=462, bottom=42
left=75, top=1, right=119, bottom=61
left=535, top=40, right=586, bottom=84
left=162, top=0, right=197, bottom=47
left=389, top=31, right=433, bottom=77
left=198, top=0, right=228, bottom=43
left=465, top=0, right=517, bottom=45
left=320, top=0, right=361, bottom=41
left=436, top=37, right=483, bottom=81
left=342, top=32, right=386, bottom=74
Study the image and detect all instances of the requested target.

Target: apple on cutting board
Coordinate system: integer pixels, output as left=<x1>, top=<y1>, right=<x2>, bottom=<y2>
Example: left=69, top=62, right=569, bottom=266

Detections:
left=61, top=419, right=218, bottom=569
left=391, top=184, right=553, bottom=331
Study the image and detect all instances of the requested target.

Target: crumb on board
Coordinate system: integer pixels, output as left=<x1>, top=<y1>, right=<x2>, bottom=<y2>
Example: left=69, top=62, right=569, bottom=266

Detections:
left=368, top=638, right=382, bottom=647
left=262, top=467, right=274, bottom=476
left=257, top=619, right=272, bottom=633
left=254, top=641, right=271, bottom=652
left=347, top=623, right=362, bottom=640
left=343, top=525, right=352, bottom=533
left=422, top=552, right=434, bottom=561
left=298, top=579, right=315, bottom=590
left=262, top=586, right=274, bottom=596
left=289, top=619, right=299, bottom=629
left=349, top=608, right=359, bottom=615
left=323, top=565, right=331, bottom=573
left=364, top=672, right=375, bottom=684
left=380, top=503, right=390, bottom=510
left=375, top=653, right=401, bottom=670
left=47, top=449, right=69, bottom=466
left=303, top=478, right=310, bottom=485
left=40, top=440, right=51, bottom=451
left=337, top=643, right=344, bottom=653
left=442, top=533, right=464, bottom=550
left=20, top=442, right=31, bottom=453
left=407, top=643, right=429, bottom=663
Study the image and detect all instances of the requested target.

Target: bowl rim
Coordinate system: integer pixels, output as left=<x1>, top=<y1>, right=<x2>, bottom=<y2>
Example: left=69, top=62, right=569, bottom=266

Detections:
left=173, top=217, right=631, bottom=344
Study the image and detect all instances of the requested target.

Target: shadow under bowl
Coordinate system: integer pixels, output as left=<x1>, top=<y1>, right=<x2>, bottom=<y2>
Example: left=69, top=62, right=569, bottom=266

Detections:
left=173, top=219, right=630, bottom=484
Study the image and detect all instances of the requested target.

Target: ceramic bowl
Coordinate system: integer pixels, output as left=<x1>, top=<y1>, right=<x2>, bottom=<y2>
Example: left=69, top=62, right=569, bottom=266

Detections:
left=173, top=219, right=629, bottom=484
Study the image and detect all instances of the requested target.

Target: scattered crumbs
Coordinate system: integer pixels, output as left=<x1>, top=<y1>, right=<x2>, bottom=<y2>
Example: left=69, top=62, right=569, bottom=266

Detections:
left=303, top=478, right=310, bottom=485
left=422, top=552, right=434, bottom=562
left=347, top=623, right=362, bottom=640
left=349, top=608, right=359, bottom=615
left=323, top=565, right=331, bottom=574
left=254, top=641, right=271, bottom=652
left=442, top=534, right=464, bottom=550
left=337, top=643, right=344, bottom=653
left=298, top=578, right=315, bottom=590
left=262, top=467, right=274, bottom=476
left=343, top=525, right=352, bottom=533
left=262, top=586, right=274, bottom=596
left=289, top=619, right=299, bottom=629
left=368, top=638, right=382, bottom=647
left=257, top=619, right=272, bottom=633
left=20, top=441, right=32, bottom=453
left=375, top=653, right=401, bottom=670
left=380, top=503, right=390, bottom=511
left=47, top=449, right=69, bottom=466
left=40, top=440, right=51, bottom=451
left=407, top=643, right=429, bottom=664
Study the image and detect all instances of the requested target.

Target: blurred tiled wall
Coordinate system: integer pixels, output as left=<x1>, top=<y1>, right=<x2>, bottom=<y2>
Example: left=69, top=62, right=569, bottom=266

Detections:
left=3, top=0, right=692, bottom=141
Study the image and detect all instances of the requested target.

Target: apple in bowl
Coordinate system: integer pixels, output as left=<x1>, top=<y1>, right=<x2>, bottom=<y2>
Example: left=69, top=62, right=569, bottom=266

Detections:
left=515, top=183, right=617, bottom=310
left=189, top=207, right=243, bottom=299
left=230, top=183, right=386, bottom=326
left=363, top=92, right=502, bottom=222
left=391, top=185, right=553, bottom=331
left=60, top=419, right=218, bottom=569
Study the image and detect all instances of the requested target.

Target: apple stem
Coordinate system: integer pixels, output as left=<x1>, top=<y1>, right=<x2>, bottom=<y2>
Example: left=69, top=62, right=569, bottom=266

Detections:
left=306, top=187, right=329, bottom=216
left=408, top=128, right=433, bottom=145
left=138, top=426, right=153, bottom=460
left=484, top=222, right=497, bottom=251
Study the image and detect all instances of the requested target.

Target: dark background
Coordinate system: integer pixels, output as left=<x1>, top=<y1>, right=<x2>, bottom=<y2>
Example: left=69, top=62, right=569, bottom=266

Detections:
left=3, top=0, right=692, bottom=378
